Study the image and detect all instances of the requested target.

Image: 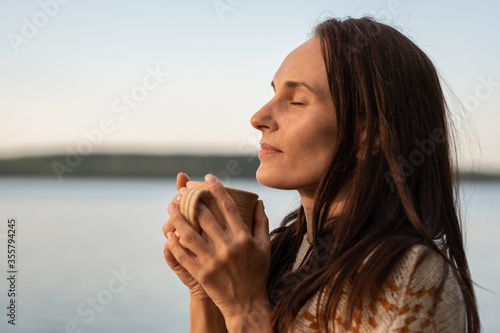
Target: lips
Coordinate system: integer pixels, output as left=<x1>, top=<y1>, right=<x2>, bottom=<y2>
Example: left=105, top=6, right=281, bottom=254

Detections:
left=259, top=142, right=283, bottom=157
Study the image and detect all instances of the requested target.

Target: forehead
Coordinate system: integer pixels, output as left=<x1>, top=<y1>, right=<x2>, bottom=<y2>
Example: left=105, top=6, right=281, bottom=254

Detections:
left=273, top=37, right=329, bottom=93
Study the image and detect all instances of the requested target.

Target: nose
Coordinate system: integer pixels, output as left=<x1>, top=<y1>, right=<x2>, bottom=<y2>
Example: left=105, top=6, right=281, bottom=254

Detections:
left=250, top=100, right=277, bottom=131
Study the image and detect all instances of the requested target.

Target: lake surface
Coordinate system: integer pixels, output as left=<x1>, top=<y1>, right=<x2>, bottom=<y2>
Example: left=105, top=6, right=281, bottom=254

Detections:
left=0, top=177, right=498, bottom=332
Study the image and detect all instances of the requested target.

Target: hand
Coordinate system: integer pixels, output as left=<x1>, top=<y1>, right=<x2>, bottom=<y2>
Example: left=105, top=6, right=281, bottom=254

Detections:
left=163, top=172, right=210, bottom=302
left=164, top=174, right=272, bottom=331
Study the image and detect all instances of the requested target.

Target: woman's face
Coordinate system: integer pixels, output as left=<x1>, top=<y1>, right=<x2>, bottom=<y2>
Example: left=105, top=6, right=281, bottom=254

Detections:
left=251, top=37, right=336, bottom=195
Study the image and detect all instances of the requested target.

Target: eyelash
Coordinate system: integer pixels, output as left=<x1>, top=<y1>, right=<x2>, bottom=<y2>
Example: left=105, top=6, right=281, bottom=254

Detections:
left=290, top=102, right=305, bottom=106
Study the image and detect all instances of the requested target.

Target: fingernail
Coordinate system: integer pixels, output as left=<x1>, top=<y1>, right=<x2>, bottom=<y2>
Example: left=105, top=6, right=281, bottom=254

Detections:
left=167, top=232, right=173, bottom=240
left=175, top=195, right=181, bottom=202
left=205, top=174, right=216, bottom=184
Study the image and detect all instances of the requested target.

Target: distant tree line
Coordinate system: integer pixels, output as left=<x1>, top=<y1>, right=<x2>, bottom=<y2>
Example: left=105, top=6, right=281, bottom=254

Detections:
left=0, top=154, right=260, bottom=180
left=0, top=154, right=498, bottom=182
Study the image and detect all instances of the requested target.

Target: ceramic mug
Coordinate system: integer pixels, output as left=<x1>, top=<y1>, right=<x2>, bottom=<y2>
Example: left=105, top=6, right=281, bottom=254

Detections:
left=178, top=181, right=259, bottom=243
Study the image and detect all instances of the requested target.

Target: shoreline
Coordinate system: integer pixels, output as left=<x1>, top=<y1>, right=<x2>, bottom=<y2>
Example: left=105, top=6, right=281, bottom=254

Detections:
left=0, top=153, right=498, bottom=181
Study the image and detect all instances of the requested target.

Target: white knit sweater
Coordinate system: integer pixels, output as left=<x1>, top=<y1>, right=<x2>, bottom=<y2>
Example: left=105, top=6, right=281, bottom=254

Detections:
left=289, top=236, right=466, bottom=332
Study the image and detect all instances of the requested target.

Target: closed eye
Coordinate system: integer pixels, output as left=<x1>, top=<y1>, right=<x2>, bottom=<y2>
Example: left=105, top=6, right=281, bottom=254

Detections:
left=290, top=102, right=306, bottom=106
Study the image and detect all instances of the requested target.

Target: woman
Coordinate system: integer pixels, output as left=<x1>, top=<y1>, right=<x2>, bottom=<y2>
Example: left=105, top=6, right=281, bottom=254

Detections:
left=163, top=17, right=480, bottom=332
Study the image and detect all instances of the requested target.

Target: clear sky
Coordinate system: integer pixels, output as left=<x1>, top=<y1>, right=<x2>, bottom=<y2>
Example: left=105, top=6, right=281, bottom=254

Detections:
left=1, top=0, right=499, bottom=171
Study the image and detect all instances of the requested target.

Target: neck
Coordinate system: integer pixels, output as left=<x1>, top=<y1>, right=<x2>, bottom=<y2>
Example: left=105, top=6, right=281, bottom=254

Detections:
left=298, top=188, right=346, bottom=244
left=297, top=188, right=316, bottom=244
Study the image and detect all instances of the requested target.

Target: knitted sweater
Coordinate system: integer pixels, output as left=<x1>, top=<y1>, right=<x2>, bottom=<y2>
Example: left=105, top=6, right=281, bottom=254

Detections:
left=289, top=235, right=466, bottom=333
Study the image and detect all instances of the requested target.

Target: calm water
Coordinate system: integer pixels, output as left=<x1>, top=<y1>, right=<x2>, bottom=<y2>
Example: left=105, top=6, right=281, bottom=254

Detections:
left=0, top=177, right=498, bottom=332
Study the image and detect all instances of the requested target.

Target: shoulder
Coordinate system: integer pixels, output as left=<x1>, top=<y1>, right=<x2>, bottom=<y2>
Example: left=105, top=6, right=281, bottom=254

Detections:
left=390, top=244, right=448, bottom=289
left=289, top=244, right=466, bottom=333
left=383, top=244, right=466, bottom=332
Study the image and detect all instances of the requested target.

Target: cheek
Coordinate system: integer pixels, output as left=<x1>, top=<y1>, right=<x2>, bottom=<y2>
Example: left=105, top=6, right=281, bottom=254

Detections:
left=296, top=133, right=333, bottom=175
left=257, top=122, right=334, bottom=189
left=295, top=120, right=336, bottom=173
left=296, top=117, right=335, bottom=157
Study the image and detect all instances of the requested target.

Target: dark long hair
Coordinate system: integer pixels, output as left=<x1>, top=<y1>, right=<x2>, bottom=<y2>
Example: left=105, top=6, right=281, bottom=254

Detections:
left=267, top=17, right=479, bottom=332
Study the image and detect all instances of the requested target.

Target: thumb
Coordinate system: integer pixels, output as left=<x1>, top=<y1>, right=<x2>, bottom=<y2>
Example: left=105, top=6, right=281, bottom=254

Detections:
left=176, top=172, right=190, bottom=190
left=252, top=200, right=270, bottom=247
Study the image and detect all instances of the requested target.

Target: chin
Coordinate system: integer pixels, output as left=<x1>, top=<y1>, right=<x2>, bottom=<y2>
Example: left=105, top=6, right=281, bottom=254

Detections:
left=256, top=167, right=296, bottom=190
left=256, top=167, right=279, bottom=188
left=256, top=165, right=323, bottom=193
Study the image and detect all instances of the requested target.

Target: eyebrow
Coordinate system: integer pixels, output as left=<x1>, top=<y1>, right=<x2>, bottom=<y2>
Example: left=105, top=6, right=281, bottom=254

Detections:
left=271, top=80, right=316, bottom=94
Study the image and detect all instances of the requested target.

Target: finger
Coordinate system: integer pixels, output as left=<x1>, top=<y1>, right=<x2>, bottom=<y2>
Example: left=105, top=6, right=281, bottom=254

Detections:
left=196, top=202, right=227, bottom=243
left=204, top=174, right=244, bottom=232
left=164, top=187, right=188, bottom=234
left=165, top=203, right=209, bottom=255
left=164, top=241, right=192, bottom=277
left=162, top=213, right=178, bottom=236
left=166, top=231, right=204, bottom=281
left=252, top=200, right=271, bottom=250
left=164, top=241, right=181, bottom=269
left=165, top=187, right=185, bottom=217
left=176, top=172, right=190, bottom=190
left=163, top=203, right=179, bottom=236
left=171, top=187, right=186, bottom=208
